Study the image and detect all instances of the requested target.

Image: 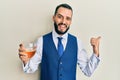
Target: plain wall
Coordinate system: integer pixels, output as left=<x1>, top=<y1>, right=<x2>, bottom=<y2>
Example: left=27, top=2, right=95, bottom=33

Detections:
left=0, top=0, right=120, bottom=80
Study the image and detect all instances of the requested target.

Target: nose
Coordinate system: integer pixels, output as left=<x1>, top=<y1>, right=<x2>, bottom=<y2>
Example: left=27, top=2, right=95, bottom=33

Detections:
left=61, top=18, right=66, bottom=24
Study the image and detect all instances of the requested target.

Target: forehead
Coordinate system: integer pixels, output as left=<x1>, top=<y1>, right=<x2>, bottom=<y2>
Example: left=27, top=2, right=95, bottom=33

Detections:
left=57, top=7, right=72, bottom=17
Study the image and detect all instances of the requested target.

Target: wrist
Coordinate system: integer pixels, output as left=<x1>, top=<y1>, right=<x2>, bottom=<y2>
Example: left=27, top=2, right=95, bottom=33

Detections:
left=93, top=46, right=99, bottom=57
left=23, top=59, right=29, bottom=67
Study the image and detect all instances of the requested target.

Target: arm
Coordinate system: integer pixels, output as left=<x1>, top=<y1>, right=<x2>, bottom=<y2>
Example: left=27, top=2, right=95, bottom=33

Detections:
left=77, top=37, right=101, bottom=77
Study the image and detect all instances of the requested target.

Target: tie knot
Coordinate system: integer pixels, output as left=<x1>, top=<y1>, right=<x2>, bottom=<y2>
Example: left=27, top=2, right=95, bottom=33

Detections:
left=58, top=37, right=63, bottom=41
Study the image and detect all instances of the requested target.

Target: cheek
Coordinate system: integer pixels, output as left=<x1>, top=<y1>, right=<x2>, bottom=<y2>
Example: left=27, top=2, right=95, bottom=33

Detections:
left=65, top=23, right=70, bottom=28
left=53, top=17, right=60, bottom=23
left=68, top=21, right=72, bottom=25
left=54, top=20, right=60, bottom=26
left=65, top=20, right=71, bottom=27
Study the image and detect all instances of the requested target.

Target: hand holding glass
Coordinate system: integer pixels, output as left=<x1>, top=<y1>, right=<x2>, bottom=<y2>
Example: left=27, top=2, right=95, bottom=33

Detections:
left=19, top=43, right=36, bottom=58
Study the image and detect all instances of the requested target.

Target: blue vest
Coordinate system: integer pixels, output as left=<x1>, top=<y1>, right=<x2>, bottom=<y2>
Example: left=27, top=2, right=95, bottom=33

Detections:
left=40, top=32, right=78, bottom=80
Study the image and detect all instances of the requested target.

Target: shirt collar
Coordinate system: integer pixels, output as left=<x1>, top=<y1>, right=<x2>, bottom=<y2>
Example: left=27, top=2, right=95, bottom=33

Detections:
left=52, top=29, right=68, bottom=40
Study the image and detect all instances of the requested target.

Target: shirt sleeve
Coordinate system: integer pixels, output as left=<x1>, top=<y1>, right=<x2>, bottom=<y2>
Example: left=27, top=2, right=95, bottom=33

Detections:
left=23, top=37, right=43, bottom=73
left=77, top=38, right=100, bottom=77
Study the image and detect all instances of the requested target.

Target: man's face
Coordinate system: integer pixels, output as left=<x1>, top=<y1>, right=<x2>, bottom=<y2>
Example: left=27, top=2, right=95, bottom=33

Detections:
left=53, top=7, right=72, bottom=35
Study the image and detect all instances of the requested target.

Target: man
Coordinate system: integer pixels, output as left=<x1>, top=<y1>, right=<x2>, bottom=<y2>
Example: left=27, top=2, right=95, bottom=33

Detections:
left=19, top=3, right=101, bottom=80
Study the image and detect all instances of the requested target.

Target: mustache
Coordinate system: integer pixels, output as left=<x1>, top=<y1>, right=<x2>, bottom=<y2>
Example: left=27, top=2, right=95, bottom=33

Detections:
left=58, top=23, right=67, bottom=27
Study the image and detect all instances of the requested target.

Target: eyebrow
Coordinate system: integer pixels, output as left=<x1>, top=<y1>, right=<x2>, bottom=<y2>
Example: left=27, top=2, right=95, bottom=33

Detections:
left=56, top=13, right=72, bottom=19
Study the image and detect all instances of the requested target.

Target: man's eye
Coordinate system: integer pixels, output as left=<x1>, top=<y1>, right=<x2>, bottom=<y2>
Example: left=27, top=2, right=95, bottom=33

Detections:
left=66, top=17, right=71, bottom=21
left=58, top=15, right=62, bottom=18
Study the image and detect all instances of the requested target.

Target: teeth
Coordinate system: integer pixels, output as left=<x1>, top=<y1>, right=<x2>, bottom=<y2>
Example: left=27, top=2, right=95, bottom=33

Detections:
left=60, top=25, right=65, bottom=27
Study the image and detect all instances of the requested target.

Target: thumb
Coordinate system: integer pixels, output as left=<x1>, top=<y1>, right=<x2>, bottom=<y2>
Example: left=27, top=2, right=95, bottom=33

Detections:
left=97, top=36, right=101, bottom=40
left=19, top=43, right=24, bottom=48
left=19, top=43, right=26, bottom=52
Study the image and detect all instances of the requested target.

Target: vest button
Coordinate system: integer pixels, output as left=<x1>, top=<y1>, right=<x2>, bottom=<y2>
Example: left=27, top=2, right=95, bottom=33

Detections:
left=60, top=62, right=62, bottom=64
left=60, top=74, right=62, bottom=76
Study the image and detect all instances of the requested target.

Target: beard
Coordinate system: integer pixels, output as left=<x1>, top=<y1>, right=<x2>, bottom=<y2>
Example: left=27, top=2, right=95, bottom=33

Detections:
left=54, top=22, right=69, bottom=35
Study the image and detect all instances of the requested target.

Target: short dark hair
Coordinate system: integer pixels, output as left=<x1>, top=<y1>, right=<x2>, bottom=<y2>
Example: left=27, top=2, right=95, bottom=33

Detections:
left=54, top=3, right=73, bottom=15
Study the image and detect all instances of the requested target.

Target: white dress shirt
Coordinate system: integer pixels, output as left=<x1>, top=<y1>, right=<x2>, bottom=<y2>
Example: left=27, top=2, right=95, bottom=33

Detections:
left=23, top=30, right=100, bottom=77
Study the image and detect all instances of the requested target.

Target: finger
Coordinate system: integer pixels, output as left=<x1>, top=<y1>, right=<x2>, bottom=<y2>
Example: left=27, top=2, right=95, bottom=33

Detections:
left=18, top=49, right=24, bottom=52
left=97, top=36, right=101, bottom=40
left=19, top=43, right=26, bottom=49
left=19, top=43, right=26, bottom=52
left=19, top=53, right=25, bottom=57
left=18, top=48, right=26, bottom=52
left=19, top=54, right=28, bottom=60
left=20, top=55, right=28, bottom=62
left=19, top=52, right=27, bottom=56
left=90, top=38, right=95, bottom=43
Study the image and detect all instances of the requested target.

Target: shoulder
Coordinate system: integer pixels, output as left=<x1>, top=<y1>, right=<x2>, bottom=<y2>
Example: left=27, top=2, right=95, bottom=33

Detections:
left=68, top=33, right=77, bottom=39
left=68, top=33, right=82, bottom=42
left=37, top=32, right=52, bottom=41
left=68, top=33, right=83, bottom=44
left=37, top=32, right=53, bottom=43
left=43, top=32, right=52, bottom=38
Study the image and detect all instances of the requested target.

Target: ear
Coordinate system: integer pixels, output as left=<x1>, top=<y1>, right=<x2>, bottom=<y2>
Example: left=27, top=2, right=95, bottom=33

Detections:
left=52, top=15, right=55, bottom=21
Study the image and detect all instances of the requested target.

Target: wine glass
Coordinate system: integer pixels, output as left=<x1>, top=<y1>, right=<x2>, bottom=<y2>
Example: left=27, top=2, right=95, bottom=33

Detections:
left=19, top=42, right=36, bottom=58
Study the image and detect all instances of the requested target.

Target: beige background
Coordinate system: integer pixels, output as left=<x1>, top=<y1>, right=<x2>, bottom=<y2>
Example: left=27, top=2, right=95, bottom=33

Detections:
left=0, top=0, right=120, bottom=80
